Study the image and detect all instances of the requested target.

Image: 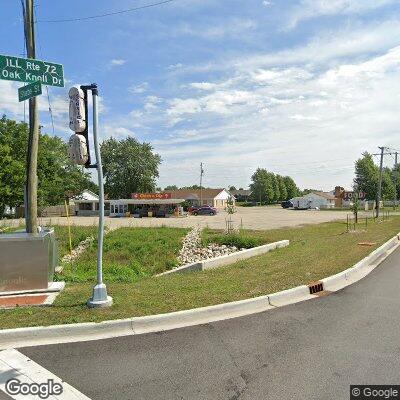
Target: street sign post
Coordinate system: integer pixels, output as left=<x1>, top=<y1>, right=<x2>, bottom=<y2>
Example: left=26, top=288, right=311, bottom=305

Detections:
left=0, top=54, right=64, bottom=87
left=18, top=81, right=42, bottom=102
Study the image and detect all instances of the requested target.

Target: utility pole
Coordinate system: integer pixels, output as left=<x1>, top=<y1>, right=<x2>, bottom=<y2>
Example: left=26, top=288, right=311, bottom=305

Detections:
left=24, top=0, right=39, bottom=233
left=376, top=146, right=385, bottom=218
left=394, top=152, right=398, bottom=209
left=200, top=162, right=204, bottom=206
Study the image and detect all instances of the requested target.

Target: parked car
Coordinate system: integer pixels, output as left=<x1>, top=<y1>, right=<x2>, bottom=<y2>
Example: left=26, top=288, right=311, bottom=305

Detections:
left=192, top=206, right=217, bottom=216
left=281, top=200, right=293, bottom=209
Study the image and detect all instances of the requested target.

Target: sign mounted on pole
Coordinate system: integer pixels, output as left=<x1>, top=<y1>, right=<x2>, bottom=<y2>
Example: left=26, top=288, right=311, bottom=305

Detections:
left=0, top=54, right=64, bottom=87
left=18, top=81, right=42, bottom=102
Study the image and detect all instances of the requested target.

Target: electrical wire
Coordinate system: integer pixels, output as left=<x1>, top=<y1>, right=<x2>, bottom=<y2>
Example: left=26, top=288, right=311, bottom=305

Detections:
left=32, top=3, right=56, bottom=136
left=36, top=0, right=176, bottom=23
left=20, top=0, right=27, bottom=123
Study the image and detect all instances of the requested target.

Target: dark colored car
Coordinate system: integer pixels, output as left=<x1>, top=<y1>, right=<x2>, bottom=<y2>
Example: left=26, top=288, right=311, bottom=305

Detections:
left=281, top=200, right=293, bottom=209
left=192, top=206, right=217, bottom=216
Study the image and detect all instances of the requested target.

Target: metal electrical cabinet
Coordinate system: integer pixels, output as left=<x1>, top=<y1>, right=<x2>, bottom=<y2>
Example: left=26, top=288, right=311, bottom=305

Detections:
left=0, top=228, right=58, bottom=292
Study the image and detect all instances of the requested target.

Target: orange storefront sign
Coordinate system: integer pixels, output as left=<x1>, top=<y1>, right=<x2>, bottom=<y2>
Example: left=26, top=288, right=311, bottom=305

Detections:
left=131, top=193, right=172, bottom=200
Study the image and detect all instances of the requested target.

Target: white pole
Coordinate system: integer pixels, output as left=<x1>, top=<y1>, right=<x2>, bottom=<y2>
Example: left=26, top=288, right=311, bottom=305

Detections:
left=87, top=85, right=112, bottom=308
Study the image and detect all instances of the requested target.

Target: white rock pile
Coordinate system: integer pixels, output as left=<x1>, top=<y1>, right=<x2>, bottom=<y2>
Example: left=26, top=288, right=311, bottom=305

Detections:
left=61, top=236, right=94, bottom=264
left=177, top=227, right=239, bottom=265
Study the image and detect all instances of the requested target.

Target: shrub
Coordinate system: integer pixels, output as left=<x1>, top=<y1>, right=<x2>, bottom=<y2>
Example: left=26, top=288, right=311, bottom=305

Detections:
left=205, top=233, right=264, bottom=249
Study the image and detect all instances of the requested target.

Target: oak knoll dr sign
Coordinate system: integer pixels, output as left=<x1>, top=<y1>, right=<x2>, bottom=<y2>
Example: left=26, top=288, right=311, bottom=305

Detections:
left=0, top=54, right=64, bottom=87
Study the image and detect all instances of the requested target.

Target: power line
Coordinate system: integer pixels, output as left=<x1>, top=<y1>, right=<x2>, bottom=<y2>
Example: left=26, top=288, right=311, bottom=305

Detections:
left=32, top=3, right=56, bottom=136
left=36, top=0, right=176, bottom=23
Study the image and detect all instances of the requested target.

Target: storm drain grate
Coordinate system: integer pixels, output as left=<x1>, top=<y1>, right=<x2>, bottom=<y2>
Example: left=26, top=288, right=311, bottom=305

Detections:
left=308, top=281, right=324, bottom=295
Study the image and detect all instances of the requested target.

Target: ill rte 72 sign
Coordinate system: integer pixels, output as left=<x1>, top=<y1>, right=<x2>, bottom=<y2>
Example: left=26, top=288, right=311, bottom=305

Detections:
left=0, top=54, right=64, bottom=88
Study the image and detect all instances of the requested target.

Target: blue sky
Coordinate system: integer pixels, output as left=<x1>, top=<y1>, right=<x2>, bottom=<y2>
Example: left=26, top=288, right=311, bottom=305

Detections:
left=1, top=0, right=400, bottom=191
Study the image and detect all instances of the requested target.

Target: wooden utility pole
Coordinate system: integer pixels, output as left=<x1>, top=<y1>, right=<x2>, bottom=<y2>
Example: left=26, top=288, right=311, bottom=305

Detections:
left=394, top=152, right=398, bottom=209
left=200, top=162, right=204, bottom=205
left=25, top=0, right=39, bottom=233
left=376, top=146, right=385, bottom=218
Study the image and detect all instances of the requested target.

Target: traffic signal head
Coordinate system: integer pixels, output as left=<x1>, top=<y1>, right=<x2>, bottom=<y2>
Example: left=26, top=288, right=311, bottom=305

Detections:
left=68, top=133, right=89, bottom=165
left=69, top=87, right=86, bottom=133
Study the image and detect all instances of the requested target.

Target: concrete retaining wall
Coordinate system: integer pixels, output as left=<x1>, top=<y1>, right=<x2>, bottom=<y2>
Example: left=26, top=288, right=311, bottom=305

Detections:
left=158, top=240, right=289, bottom=276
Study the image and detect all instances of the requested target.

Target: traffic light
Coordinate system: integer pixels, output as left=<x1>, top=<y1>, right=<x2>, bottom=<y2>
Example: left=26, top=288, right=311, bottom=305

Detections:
left=69, top=87, right=86, bottom=132
left=68, top=133, right=89, bottom=165
left=68, top=86, right=91, bottom=167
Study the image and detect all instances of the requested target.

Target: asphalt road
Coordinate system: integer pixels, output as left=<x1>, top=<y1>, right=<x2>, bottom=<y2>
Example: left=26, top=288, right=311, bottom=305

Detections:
left=20, top=247, right=400, bottom=399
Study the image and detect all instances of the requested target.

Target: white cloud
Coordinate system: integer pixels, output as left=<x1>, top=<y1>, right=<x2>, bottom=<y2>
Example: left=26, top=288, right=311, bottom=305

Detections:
left=189, top=82, right=218, bottom=91
left=238, top=19, right=400, bottom=70
left=109, top=59, right=126, bottom=67
left=287, top=0, right=397, bottom=29
left=129, top=82, right=149, bottom=94
left=175, top=18, right=257, bottom=39
left=144, top=45, right=400, bottom=189
left=0, top=81, right=24, bottom=117
left=172, top=19, right=400, bottom=77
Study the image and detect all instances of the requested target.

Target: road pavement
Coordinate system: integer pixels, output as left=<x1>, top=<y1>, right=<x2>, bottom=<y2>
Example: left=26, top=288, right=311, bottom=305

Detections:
left=7, top=246, right=400, bottom=399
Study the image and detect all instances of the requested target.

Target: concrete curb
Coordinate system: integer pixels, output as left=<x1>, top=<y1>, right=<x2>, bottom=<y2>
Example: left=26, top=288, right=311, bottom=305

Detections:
left=157, top=240, right=290, bottom=276
left=322, top=233, right=400, bottom=292
left=1, top=233, right=399, bottom=349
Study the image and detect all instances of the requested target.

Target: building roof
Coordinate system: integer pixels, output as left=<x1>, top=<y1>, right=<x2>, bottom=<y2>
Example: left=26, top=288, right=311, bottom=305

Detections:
left=164, top=188, right=226, bottom=200
left=230, top=189, right=252, bottom=196
left=73, top=189, right=99, bottom=202
left=311, top=191, right=336, bottom=200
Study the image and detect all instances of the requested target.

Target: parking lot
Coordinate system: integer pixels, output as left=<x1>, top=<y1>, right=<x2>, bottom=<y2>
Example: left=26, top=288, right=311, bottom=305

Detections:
left=33, top=206, right=350, bottom=231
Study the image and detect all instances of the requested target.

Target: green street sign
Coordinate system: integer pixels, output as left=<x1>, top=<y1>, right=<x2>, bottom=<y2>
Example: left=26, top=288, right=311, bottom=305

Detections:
left=0, top=54, right=64, bottom=87
left=18, top=82, right=42, bottom=102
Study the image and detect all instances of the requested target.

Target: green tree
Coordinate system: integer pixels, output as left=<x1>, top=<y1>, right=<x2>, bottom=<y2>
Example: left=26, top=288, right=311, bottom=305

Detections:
left=229, top=185, right=237, bottom=192
left=250, top=168, right=274, bottom=204
left=271, top=174, right=280, bottom=203
left=164, top=185, right=178, bottom=191
left=0, top=116, right=95, bottom=217
left=0, top=116, right=27, bottom=216
left=276, top=175, right=288, bottom=201
left=282, top=176, right=300, bottom=199
left=101, top=137, right=161, bottom=199
left=382, top=167, right=396, bottom=200
left=180, top=185, right=203, bottom=190
left=354, top=152, right=379, bottom=200
left=37, top=133, right=96, bottom=206
left=351, top=191, right=360, bottom=223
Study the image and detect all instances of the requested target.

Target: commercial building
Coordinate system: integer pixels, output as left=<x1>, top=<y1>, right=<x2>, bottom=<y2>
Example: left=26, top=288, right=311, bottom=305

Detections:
left=73, top=189, right=110, bottom=216
left=165, top=188, right=234, bottom=208
left=230, top=189, right=252, bottom=202
left=110, top=193, right=184, bottom=218
left=291, top=192, right=336, bottom=209
left=74, top=188, right=234, bottom=217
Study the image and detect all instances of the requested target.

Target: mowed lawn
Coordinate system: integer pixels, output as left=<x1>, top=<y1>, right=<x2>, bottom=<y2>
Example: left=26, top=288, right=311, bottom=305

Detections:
left=53, top=225, right=98, bottom=258
left=60, top=227, right=189, bottom=282
left=0, top=217, right=399, bottom=329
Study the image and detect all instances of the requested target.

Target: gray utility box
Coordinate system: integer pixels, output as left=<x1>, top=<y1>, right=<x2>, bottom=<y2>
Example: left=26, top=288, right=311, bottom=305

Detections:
left=0, top=228, right=58, bottom=292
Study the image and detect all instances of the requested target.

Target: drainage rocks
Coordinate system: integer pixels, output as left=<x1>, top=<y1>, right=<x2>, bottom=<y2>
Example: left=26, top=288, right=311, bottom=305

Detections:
left=178, top=227, right=238, bottom=265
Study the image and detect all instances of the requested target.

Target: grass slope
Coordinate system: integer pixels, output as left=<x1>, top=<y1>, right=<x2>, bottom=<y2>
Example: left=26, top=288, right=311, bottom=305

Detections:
left=1, top=217, right=399, bottom=329
left=60, top=227, right=189, bottom=282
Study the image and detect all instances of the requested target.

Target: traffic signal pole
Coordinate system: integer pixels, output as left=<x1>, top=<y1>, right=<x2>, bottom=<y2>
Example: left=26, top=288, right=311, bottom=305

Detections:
left=25, top=0, right=39, bottom=233
left=86, top=85, right=112, bottom=308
